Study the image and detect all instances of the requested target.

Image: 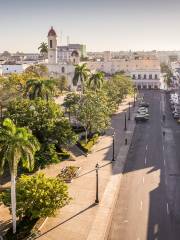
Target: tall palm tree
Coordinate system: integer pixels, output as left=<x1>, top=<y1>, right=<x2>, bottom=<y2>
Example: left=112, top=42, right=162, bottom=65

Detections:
left=38, top=42, right=48, bottom=61
left=0, top=118, right=40, bottom=234
left=72, top=63, right=90, bottom=94
left=87, top=72, right=104, bottom=91
left=25, top=79, right=57, bottom=100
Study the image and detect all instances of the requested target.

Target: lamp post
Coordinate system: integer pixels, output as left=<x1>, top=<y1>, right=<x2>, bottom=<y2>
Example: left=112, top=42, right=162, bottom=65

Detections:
left=112, top=132, right=115, bottom=161
left=0, top=102, right=2, bottom=122
left=133, top=88, right=136, bottom=107
left=124, top=112, right=127, bottom=131
left=95, top=163, right=99, bottom=204
left=128, top=102, right=131, bottom=120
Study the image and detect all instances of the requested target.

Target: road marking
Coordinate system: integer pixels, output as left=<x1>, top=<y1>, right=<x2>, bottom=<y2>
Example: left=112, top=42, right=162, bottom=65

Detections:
left=140, top=201, right=143, bottom=210
left=165, top=178, right=167, bottom=185
left=164, top=159, right=166, bottom=166
left=167, top=203, right=169, bottom=215
left=123, top=220, right=128, bottom=223
left=145, top=157, right=147, bottom=165
left=154, top=224, right=159, bottom=234
left=146, top=145, right=148, bottom=151
left=142, top=177, right=145, bottom=184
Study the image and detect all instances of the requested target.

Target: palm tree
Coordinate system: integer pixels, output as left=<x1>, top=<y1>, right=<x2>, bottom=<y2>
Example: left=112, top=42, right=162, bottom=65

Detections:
left=25, top=79, right=57, bottom=100
left=38, top=42, right=48, bottom=61
left=87, top=72, right=104, bottom=91
left=72, top=63, right=90, bottom=94
left=0, top=118, right=40, bottom=234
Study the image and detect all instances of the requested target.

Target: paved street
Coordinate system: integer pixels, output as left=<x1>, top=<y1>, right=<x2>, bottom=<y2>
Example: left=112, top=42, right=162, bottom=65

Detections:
left=108, top=90, right=180, bottom=240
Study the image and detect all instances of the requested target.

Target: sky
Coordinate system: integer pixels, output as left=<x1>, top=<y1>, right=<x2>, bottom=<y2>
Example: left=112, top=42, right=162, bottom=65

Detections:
left=1, top=0, right=180, bottom=53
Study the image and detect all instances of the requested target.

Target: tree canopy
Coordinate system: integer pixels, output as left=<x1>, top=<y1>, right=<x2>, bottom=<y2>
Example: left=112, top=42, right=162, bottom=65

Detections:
left=0, top=173, right=71, bottom=219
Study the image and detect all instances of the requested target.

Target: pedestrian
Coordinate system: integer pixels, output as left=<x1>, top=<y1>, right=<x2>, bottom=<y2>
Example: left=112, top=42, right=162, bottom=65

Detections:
left=163, top=114, right=166, bottom=122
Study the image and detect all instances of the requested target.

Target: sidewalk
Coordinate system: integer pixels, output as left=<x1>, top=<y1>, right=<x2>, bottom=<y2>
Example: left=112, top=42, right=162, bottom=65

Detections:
left=36, top=96, right=137, bottom=240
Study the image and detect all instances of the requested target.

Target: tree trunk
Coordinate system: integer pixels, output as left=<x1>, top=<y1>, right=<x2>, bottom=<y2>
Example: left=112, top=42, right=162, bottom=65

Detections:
left=85, top=129, right=88, bottom=144
left=11, top=173, right=16, bottom=234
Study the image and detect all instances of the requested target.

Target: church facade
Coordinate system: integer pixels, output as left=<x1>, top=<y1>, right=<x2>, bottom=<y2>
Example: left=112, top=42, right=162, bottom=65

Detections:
left=46, top=27, right=80, bottom=88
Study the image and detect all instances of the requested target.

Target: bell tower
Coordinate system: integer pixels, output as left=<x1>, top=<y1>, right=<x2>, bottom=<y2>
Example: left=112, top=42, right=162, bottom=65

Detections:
left=47, top=26, right=57, bottom=64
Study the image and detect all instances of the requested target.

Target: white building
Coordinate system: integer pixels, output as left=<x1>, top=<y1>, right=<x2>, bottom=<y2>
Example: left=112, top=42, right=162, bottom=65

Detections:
left=0, top=63, right=29, bottom=76
left=86, top=53, right=161, bottom=89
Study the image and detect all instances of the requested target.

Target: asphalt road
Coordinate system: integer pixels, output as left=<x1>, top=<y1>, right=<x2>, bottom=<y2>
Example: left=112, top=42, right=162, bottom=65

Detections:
left=108, top=90, right=180, bottom=240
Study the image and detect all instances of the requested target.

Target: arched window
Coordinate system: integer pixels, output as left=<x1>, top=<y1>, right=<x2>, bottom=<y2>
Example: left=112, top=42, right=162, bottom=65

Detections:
left=144, top=74, right=146, bottom=79
left=50, top=40, right=52, bottom=48
left=61, top=67, right=65, bottom=73
left=155, top=74, right=158, bottom=79
left=138, top=74, right=141, bottom=79
left=149, top=74, right=152, bottom=79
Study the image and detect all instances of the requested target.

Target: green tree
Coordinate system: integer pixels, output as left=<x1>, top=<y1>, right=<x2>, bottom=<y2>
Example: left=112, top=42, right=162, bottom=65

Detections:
left=49, top=118, right=78, bottom=147
left=38, top=42, right=48, bottom=61
left=0, top=173, right=71, bottom=220
left=72, top=63, right=90, bottom=94
left=6, top=99, right=62, bottom=143
left=63, top=93, right=80, bottom=121
left=0, top=118, right=40, bottom=233
left=57, top=76, right=68, bottom=94
left=87, top=72, right=104, bottom=91
left=25, top=78, right=57, bottom=100
left=103, top=74, right=133, bottom=108
left=160, top=63, right=173, bottom=87
left=73, top=91, right=110, bottom=142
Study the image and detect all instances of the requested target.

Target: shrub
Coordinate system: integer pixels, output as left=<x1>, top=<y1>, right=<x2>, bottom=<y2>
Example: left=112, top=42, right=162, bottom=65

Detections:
left=77, top=133, right=99, bottom=153
left=58, top=166, right=80, bottom=182
left=58, top=150, right=70, bottom=160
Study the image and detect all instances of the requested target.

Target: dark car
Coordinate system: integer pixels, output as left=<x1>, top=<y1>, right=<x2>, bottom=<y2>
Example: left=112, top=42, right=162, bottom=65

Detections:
left=139, top=102, right=149, bottom=108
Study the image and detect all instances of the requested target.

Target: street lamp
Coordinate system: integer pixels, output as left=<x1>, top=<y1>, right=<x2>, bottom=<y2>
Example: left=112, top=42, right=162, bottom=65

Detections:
left=128, top=102, right=131, bottom=120
left=95, top=163, right=99, bottom=204
left=0, top=102, right=2, bottom=122
left=112, top=131, right=115, bottom=162
left=133, top=88, right=136, bottom=107
left=124, top=112, right=127, bottom=131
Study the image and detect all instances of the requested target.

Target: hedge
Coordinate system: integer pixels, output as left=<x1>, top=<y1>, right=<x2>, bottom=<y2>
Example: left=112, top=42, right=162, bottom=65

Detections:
left=77, top=133, right=99, bottom=153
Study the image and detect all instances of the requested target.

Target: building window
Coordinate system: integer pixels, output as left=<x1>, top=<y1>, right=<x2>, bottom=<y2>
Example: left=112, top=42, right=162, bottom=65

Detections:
left=62, top=67, right=65, bottom=73
left=144, top=74, right=146, bottom=79
left=138, top=74, right=141, bottom=79
left=155, top=74, right=158, bottom=79
left=132, top=74, right=136, bottom=79
left=50, top=40, right=53, bottom=48
left=149, top=74, right=152, bottom=79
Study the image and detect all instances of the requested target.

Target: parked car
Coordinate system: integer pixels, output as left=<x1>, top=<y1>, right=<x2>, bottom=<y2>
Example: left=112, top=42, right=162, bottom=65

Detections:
left=137, top=108, right=148, bottom=114
left=173, top=113, right=179, bottom=119
left=135, top=114, right=149, bottom=122
left=139, top=102, right=149, bottom=108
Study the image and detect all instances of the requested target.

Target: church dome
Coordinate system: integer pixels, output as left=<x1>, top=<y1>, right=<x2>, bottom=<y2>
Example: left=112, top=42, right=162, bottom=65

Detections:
left=48, top=27, right=57, bottom=37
